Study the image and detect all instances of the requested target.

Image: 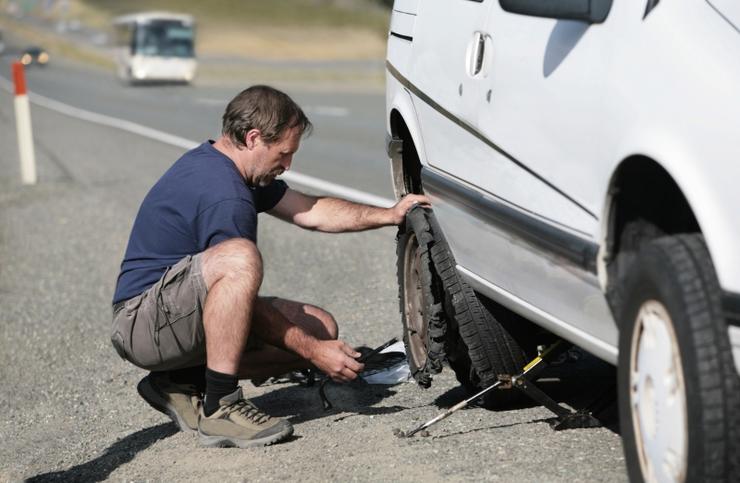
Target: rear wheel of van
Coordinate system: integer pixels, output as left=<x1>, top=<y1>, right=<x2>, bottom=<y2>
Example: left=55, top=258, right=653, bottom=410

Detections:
left=617, top=234, right=740, bottom=482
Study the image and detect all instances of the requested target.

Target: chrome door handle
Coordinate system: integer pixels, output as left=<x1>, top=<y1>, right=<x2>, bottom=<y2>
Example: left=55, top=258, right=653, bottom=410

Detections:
left=467, top=31, right=491, bottom=78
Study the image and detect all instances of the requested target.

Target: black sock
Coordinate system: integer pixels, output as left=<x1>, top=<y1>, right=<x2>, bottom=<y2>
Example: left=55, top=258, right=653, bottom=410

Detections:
left=203, top=368, right=238, bottom=416
left=168, top=365, right=206, bottom=393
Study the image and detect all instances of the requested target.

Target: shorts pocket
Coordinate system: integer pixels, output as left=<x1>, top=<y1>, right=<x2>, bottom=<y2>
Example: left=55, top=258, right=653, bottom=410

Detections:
left=151, top=256, right=205, bottom=369
left=111, top=304, right=146, bottom=366
left=158, top=256, right=198, bottom=324
left=111, top=330, right=127, bottom=360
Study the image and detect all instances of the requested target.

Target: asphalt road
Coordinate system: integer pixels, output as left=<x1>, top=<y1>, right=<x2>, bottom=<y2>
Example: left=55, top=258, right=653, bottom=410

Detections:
left=0, top=51, right=393, bottom=201
left=0, top=56, right=626, bottom=481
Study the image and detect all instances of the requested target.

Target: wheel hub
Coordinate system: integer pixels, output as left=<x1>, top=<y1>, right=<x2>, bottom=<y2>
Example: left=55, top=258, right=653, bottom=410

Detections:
left=403, top=233, right=429, bottom=368
left=630, top=300, right=688, bottom=483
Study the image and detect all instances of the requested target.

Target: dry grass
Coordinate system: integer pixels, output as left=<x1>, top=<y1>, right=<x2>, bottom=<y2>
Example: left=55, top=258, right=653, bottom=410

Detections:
left=0, top=0, right=390, bottom=61
left=0, top=16, right=115, bottom=70
left=197, top=25, right=386, bottom=60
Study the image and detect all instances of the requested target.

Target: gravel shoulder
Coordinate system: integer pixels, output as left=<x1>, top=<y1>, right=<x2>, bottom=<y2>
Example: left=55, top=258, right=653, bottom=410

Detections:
left=0, top=88, right=626, bottom=482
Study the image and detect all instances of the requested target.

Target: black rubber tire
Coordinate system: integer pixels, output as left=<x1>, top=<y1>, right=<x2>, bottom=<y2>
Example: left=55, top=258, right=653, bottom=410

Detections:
left=617, top=234, right=740, bottom=482
left=397, top=210, right=447, bottom=387
left=428, top=237, right=528, bottom=400
left=398, top=206, right=529, bottom=400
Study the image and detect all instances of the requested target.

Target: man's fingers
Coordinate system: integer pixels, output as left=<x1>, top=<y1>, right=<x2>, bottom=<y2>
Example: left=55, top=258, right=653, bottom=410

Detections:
left=340, top=343, right=361, bottom=359
left=405, top=194, right=431, bottom=206
left=341, top=367, right=359, bottom=381
left=397, top=194, right=431, bottom=216
left=346, top=358, right=364, bottom=373
left=330, top=366, right=357, bottom=383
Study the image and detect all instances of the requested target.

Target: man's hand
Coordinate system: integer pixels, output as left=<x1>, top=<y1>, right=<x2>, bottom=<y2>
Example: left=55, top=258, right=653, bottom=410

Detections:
left=309, top=339, right=365, bottom=383
left=389, top=194, right=431, bottom=225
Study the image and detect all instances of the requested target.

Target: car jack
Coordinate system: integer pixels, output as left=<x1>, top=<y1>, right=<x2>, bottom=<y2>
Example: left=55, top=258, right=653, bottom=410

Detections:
left=505, top=341, right=613, bottom=431
left=396, top=340, right=612, bottom=437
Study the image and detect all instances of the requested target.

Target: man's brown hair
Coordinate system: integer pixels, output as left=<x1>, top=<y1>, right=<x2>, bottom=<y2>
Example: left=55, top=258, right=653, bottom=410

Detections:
left=222, top=85, right=312, bottom=147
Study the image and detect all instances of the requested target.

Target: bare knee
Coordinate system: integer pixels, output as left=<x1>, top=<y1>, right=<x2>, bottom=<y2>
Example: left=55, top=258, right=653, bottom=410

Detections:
left=201, top=238, right=263, bottom=291
left=304, top=304, right=338, bottom=340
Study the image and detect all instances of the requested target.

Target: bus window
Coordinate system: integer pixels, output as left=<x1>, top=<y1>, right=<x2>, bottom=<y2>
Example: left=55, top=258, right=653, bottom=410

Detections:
left=134, top=21, right=194, bottom=58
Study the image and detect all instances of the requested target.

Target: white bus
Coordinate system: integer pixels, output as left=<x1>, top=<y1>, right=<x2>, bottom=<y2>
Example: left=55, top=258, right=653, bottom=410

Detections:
left=113, top=12, right=196, bottom=84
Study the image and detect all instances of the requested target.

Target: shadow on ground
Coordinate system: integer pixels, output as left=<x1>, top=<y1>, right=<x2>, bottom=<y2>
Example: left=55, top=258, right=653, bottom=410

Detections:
left=251, top=378, right=408, bottom=425
left=26, top=422, right=178, bottom=483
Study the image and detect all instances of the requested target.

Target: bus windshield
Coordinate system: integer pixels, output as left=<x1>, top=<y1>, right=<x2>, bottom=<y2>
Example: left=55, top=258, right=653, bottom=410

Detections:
left=134, top=20, right=194, bottom=58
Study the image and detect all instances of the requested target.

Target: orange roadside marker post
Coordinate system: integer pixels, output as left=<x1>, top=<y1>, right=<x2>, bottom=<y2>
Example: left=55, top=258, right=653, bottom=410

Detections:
left=13, top=61, right=37, bottom=185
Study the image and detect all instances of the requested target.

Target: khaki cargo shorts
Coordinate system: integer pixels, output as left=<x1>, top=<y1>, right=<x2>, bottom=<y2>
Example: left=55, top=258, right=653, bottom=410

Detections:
left=111, top=254, right=208, bottom=371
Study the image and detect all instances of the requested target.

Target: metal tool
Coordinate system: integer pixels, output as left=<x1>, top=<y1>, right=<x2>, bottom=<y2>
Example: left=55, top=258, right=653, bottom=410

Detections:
left=319, top=337, right=399, bottom=410
left=399, top=379, right=505, bottom=438
left=396, top=340, right=605, bottom=438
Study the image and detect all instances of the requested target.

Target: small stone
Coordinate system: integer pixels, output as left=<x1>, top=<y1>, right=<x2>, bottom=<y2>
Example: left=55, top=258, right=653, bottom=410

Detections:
left=420, top=430, right=430, bottom=437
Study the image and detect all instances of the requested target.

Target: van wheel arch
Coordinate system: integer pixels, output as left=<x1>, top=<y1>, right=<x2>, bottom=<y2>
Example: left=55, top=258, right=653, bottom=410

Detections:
left=602, top=156, right=700, bottom=318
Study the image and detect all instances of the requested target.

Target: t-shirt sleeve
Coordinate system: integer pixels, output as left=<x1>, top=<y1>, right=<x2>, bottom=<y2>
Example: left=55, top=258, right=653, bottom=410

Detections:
left=196, top=198, right=258, bottom=248
left=254, top=180, right=289, bottom=212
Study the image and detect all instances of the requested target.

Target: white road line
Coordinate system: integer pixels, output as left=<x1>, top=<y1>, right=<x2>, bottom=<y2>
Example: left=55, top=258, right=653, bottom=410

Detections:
left=0, top=75, right=394, bottom=207
left=194, top=97, right=227, bottom=106
left=304, top=105, right=349, bottom=117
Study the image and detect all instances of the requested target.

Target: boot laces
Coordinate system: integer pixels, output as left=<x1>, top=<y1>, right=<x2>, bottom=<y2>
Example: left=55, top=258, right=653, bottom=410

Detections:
left=228, top=399, right=270, bottom=424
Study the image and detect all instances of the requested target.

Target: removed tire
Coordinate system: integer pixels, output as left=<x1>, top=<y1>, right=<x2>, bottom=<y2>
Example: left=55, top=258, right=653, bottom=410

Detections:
left=617, top=234, right=740, bottom=482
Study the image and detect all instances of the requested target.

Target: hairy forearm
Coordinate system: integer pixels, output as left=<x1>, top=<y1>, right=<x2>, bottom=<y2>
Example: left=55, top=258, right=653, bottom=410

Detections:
left=302, top=196, right=394, bottom=232
left=251, top=302, right=318, bottom=360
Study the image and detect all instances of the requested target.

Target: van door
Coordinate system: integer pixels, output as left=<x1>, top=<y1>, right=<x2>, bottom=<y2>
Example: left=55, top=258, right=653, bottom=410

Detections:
left=406, top=0, right=494, bottom=162
left=454, top=5, right=616, bottom=348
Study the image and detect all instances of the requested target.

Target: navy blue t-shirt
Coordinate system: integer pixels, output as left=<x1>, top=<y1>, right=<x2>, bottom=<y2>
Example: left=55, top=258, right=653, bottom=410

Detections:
left=113, top=141, right=288, bottom=304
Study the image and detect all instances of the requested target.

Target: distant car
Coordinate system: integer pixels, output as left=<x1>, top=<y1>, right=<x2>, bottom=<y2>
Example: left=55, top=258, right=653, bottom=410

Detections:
left=20, top=46, right=49, bottom=66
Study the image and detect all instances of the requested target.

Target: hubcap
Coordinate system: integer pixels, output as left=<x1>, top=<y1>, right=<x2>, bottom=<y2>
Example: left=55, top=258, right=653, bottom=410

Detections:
left=629, top=300, right=688, bottom=483
left=403, top=233, right=429, bottom=368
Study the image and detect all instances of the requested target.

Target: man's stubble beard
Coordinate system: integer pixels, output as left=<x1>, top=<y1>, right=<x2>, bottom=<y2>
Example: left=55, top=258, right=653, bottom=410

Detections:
left=254, top=170, right=283, bottom=187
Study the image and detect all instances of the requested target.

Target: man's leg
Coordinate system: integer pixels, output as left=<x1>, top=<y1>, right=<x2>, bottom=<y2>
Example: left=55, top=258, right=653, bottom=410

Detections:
left=238, top=297, right=339, bottom=379
left=200, top=238, right=263, bottom=409
left=197, top=238, right=293, bottom=448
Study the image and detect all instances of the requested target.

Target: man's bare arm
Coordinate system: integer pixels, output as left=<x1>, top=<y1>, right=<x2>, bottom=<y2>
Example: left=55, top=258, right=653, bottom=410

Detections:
left=251, top=300, right=364, bottom=382
left=268, top=188, right=430, bottom=232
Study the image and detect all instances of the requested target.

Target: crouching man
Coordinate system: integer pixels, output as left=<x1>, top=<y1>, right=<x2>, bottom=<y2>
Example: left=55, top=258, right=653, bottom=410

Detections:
left=111, top=85, right=428, bottom=448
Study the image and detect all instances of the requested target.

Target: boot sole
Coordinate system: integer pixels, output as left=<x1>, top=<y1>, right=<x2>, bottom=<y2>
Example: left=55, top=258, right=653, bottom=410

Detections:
left=198, top=424, right=294, bottom=448
left=137, top=376, right=197, bottom=433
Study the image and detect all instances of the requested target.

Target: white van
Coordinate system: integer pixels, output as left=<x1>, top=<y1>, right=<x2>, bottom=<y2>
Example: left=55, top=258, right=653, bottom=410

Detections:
left=386, top=1, right=740, bottom=481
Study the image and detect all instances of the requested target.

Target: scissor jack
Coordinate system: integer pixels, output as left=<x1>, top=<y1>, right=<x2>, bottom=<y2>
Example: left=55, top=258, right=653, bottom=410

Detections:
left=397, top=340, right=614, bottom=438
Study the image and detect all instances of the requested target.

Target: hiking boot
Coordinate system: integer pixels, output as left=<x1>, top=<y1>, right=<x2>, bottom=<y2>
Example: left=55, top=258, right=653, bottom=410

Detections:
left=198, top=387, right=293, bottom=448
left=137, top=372, right=201, bottom=432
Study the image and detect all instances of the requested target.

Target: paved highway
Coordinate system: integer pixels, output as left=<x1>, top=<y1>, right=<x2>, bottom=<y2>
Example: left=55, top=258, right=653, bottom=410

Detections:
left=0, top=52, right=393, bottom=200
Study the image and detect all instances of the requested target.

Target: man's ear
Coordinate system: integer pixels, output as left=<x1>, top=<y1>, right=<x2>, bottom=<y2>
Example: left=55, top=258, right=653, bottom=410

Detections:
left=244, top=129, right=262, bottom=150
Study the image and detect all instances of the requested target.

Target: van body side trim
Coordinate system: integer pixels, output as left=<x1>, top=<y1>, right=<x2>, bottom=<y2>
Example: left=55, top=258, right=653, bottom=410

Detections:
left=422, top=168, right=599, bottom=274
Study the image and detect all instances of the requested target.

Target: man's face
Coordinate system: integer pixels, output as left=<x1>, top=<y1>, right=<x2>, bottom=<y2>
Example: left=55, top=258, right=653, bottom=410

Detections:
left=249, top=126, right=302, bottom=187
